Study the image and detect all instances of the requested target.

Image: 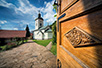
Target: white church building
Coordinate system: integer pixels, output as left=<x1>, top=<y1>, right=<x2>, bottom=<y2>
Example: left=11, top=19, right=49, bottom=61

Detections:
left=33, top=12, right=53, bottom=40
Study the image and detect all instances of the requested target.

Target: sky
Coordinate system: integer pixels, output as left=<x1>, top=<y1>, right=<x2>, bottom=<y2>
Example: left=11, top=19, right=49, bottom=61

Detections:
left=0, top=0, right=56, bottom=31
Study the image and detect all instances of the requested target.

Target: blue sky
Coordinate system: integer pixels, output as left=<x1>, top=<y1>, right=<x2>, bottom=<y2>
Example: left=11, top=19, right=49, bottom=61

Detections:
left=0, top=0, right=56, bottom=31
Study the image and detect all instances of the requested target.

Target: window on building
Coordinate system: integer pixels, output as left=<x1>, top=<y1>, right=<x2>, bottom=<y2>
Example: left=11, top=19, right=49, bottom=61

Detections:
left=40, top=23, right=42, bottom=27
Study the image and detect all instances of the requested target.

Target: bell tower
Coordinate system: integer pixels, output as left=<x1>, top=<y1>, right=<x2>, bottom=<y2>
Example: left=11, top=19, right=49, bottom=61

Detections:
left=35, top=11, right=43, bottom=30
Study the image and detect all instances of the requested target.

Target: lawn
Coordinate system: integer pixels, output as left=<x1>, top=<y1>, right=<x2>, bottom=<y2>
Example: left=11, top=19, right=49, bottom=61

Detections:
left=33, top=39, right=52, bottom=47
left=33, top=39, right=57, bottom=55
left=50, top=43, right=57, bottom=55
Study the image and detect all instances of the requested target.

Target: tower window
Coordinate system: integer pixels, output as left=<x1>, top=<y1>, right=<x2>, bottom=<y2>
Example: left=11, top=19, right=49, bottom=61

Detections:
left=40, top=23, right=42, bottom=27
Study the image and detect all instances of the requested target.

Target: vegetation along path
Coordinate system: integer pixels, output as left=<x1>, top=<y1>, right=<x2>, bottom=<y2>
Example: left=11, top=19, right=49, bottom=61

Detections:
left=0, top=40, right=56, bottom=68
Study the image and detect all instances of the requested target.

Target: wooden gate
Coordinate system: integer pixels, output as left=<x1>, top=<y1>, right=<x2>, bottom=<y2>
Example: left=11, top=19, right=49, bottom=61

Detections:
left=56, top=0, right=102, bottom=68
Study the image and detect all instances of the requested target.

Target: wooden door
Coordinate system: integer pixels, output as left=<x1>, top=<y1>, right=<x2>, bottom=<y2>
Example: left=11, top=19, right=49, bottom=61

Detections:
left=57, top=0, right=102, bottom=68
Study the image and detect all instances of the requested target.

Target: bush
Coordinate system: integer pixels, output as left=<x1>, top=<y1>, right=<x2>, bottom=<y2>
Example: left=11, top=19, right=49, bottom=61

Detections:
left=0, top=39, right=27, bottom=52
left=7, top=45, right=12, bottom=50
left=52, top=21, right=56, bottom=44
left=50, top=44, right=57, bottom=55
left=1, top=45, right=8, bottom=51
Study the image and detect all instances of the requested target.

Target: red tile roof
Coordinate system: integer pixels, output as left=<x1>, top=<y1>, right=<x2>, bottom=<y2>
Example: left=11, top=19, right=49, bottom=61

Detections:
left=0, top=30, right=26, bottom=38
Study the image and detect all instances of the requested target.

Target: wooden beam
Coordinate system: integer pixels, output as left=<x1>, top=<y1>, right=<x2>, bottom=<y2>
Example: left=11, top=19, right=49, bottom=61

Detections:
left=60, top=45, right=90, bottom=68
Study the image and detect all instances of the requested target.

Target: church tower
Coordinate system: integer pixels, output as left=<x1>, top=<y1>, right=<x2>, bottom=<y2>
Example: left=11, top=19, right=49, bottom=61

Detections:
left=35, top=11, right=43, bottom=30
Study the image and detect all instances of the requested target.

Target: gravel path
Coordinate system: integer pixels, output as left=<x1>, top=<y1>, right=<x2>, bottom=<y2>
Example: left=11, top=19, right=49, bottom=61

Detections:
left=0, top=40, right=56, bottom=68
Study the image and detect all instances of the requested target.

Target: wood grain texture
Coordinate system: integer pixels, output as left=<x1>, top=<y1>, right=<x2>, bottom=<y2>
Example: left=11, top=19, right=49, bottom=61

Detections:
left=59, top=46, right=83, bottom=68
left=59, top=0, right=102, bottom=20
left=61, top=0, right=78, bottom=13
left=57, top=0, right=102, bottom=68
left=60, top=10, right=102, bottom=68
left=60, top=45, right=89, bottom=68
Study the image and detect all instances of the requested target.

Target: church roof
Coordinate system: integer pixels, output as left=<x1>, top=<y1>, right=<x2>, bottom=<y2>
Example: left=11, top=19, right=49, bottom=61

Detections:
left=35, top=17, right=43, bottom=21
left=47, top=29, right=52, bottom=32
left=40, top=26, right=46, bottom=30
left=45, top=29, right=52, bottom=32
left=33, top=25, right=52, bottom=32
left=35, top=12, right=43, bottom=21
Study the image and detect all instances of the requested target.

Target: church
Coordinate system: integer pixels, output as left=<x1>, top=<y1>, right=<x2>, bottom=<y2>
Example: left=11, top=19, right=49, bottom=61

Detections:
left=33, top=12, right=52, bottom=40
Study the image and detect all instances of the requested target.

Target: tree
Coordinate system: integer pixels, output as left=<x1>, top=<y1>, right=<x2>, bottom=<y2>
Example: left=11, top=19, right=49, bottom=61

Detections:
left=51, top=4, right=57, bottom=44
left=25, top=25, right=30, bottom=37
left=52, top=21, right=56, bottom=44
left=53, top=4, right=57, bottom=17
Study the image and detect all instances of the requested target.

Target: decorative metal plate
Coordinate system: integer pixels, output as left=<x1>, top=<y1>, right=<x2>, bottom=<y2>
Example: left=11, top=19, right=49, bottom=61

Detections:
left=65, top=27, right=101, bottom=47
left=57, top=13, right=66, bottom=32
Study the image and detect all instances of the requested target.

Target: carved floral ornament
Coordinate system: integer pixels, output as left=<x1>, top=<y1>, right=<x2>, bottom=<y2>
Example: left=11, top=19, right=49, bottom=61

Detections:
left=65, top=27, right=101, bottom=47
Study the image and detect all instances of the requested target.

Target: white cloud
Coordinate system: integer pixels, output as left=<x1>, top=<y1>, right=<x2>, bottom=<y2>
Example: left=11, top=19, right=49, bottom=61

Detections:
left=16, top=0, right=39, bottom=15
left=1, top=21, right=4, bottom=24
left=16, top=0, right=56, bottom=24
left=0, top=20, right=7, bottom=24
left=0, top=0, right=17, bottom=11
left=21, top=20, right=30, bottom=25
left=0, top=0, right=12, bottom=8
left=0, top=0, right=56, bottom=30
left=14, top=28, right=18, bottom=30
left=0, top=0, right=56, bottom=24
left=44, top=1, right=47, bottom=5
left=0, top=0, right=39, bottom=17
left=42, top=0, right=56, bottom=24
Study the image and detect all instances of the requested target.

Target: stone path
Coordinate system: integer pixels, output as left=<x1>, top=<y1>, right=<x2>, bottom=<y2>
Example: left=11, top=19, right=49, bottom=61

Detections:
left=46, top=42, right=52, bottom=51
left=0, top=40, right=56, bottom=68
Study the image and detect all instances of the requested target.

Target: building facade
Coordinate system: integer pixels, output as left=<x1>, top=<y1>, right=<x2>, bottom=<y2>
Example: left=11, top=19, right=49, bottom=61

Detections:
left=33, top=12, right=52, bottom=40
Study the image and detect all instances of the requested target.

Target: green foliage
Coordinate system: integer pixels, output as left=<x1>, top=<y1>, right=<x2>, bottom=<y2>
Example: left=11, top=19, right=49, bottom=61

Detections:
left=52, top=4, right=57, bottom=44
left=0, top=45, right=7, bottom=51
left=54, top=14, right=57, bottom=17
left=0, top=45, right=14, bottom=51
left=0, top=40, right=28, bottom=52
left=33, top=39, right=52, bottom=47
left=50, top=43, right=57, bottom=55
left=53, top=4, right=57, bottom=17
left=52, top=21, right=56, bottom=44
left=24, top=40, right=28, bottom=42
left=53, top=4, right=57, bottom=12
left=25, top=25, right=30, bottom=37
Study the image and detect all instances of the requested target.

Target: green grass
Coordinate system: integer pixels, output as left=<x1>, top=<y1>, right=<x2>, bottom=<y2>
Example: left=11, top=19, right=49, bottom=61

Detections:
left=24, top=40, right=28, bottom=42
left=50, top=43, right=57, bottom=55
left=33, top=39, right=52, bottom=47
left=33, top=39, right=57, bottom=55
